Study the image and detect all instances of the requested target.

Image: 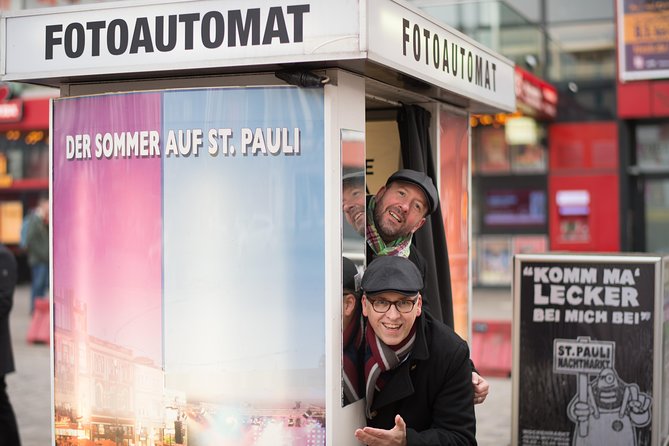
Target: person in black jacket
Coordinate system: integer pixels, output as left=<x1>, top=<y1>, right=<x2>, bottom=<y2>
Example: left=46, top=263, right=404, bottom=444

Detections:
left=354, top=256, right=476, bottom=446
left=364, top=169, right=489, bottom=405
left=0, top=244, right=20, bottom=446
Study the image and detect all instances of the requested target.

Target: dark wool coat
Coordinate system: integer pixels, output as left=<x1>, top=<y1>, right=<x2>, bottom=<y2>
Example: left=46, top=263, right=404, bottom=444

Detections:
left=366, top=311, right=477, bottom=445
left=0, top=244, right=17, bottom=376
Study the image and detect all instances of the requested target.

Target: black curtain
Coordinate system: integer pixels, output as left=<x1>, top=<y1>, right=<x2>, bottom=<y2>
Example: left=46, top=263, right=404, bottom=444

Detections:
left=397, top=104, right=454, bottom=328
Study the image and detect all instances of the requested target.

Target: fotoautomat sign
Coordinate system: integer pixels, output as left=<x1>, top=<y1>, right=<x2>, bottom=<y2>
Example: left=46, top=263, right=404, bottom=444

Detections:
left=1, top=0, right=360, bottom=81
left=513, top=254, right=663, bottom=446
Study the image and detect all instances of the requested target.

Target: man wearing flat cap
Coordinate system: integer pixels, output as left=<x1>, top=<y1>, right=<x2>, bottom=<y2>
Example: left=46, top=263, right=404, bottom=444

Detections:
left=343, top=172, right=367, bottom=237
left=342, top=256, right=364, bottom=406
left=366, top=169, right=438, bottom=259
left=365, top=169, right=489, bottom=405
left=354, top=256, right=476, bottom=446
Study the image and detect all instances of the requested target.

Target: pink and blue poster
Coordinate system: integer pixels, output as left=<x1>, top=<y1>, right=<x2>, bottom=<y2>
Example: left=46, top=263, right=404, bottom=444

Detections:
left=52, top=87, right=326, bottom=446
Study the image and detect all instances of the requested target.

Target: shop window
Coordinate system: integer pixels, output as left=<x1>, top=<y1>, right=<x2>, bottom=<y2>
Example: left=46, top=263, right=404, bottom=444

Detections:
left=477, top=176, right=548, bottom=235
left=636, top=123, right=669, bottom=167
left=0, top=130, right=48, bottom=180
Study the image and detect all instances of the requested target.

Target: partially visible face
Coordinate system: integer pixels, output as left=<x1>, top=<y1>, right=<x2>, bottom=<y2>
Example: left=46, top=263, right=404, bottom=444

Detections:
left=40, top=199, right=50, bottom=223
left=342, top=292, right=357, bottom=331
left=362, top=291, right=422, bottom=346
left=373, top=181, right=428, bottom=242
left=343, top=182, right=366, bottom=236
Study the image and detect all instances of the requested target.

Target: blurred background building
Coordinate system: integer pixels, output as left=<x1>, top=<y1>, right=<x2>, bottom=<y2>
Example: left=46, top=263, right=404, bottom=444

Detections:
left=1, top=0, right=667, bottom=291
left=409, top=0, right=668, bottom=291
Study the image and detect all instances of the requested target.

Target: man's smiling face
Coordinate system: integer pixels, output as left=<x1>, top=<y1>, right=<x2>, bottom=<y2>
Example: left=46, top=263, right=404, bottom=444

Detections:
left=362, top=291, right=422, bottom=346
left=373, top=181, right=428, bottom=242
left=343, top=182, right=366, bottom=236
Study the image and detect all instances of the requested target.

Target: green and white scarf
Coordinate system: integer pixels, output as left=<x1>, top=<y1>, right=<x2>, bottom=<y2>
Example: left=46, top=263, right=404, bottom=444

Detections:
left=366, top=197, right=412, bottom=258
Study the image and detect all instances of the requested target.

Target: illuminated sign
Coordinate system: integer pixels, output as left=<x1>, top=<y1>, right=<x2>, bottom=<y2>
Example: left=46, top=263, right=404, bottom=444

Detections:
left=0, top=84, right=23, bottom=123
left=514, top=67, right=557, bottom=119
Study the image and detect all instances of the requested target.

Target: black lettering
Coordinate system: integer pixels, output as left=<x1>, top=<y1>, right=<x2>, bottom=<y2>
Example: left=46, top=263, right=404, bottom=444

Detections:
left=179, top=13, right=201, bottom=50
left=155, top=15, right=177, bottom=52
left=451, top=43, right=458, bottom=76
left=474, top=55, right=483, bottom=85
left=201, top=11, right=224, bottom=48
left=86, top=21, right=106, bottom=57
left=442, top=38, right=449, bottom=73
left=130, top=17, right=154, bottom=54
left=402, top=18, right=410, bottom=56
left=365, top=158, right=374, bottom=175
left=485, top=60, right=490, bottom=89
left=107, top=19, right=129, bottom=55
left=45, top=24, right=62, bottom=60
left=422, top=28, right=430, bottom=65
left=412, top=24, right=420, bottom=61
left=459, top=47, right=465, bottom=79
left=263, top=7, right=289, bottom=44
left=491, top=62, right=497, bottom=91
left=228, top=8, right=260, bottom=46
left=467, top=51, right=473, bottom=81
left=64, top=22, right=85, bottom=58
left=287, top=4, right=309, bottom=42
left=432, top=34, right=439, bottom=69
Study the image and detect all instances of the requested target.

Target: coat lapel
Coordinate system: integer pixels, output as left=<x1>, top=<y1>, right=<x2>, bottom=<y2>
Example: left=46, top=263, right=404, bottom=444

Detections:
left=371, top=315, right=430, bottom=411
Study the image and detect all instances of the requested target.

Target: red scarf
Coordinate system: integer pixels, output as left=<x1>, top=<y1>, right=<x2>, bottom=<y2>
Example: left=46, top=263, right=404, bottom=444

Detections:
left=363, top=322, right=417, bottom=418
left=342, top=308, right=364, bottom=405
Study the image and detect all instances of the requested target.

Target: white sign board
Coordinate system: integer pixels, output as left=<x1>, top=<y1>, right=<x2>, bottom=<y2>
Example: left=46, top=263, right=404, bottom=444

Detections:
left=1, top=0, right=516, bottom=112
left=1, top=0, right=361, bottom=80
left=366, top=0, right=515, bottom=112
left=553, top=338, right=616, bottom=375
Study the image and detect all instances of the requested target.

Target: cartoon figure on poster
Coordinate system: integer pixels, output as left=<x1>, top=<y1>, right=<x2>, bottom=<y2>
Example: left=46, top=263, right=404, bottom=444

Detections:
left=555, top=337, right=652, bottom=446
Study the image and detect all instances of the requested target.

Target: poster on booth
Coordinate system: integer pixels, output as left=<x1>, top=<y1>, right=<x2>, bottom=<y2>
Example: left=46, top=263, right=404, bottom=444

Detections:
left=52, top=87, right=326, bottom=445
left=514, top=254, right=659, bottom=446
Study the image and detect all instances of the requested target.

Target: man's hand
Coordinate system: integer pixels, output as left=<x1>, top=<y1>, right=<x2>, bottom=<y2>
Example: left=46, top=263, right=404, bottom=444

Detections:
left=354, top=414, right=407, bottom=446
left=473, top=372, right=489, bottom=405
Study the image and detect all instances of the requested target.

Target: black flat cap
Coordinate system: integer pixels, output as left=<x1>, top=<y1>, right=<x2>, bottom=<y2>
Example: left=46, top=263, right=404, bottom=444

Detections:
left=361, top=256, right=423, bottom=296
left=343, top=171, right=365, bottom=187
left=386, top=169, right=438, bottom=215
left=343, top=257, right=359, bottom=292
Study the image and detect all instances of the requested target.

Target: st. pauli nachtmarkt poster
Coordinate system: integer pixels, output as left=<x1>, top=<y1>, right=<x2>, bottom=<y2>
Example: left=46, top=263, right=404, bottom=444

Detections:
left=512, top=254, right=663, bottom=446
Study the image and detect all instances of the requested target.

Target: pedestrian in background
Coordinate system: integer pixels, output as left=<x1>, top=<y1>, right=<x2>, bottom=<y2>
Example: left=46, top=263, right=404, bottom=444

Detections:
left=24, top=194, right=49, bottom=314
left=0, top=243, right=20, bottom=446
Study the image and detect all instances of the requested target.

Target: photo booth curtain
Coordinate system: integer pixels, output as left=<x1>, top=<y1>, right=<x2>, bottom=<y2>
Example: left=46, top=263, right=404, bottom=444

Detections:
left=397, top=104, right=454, bottom=328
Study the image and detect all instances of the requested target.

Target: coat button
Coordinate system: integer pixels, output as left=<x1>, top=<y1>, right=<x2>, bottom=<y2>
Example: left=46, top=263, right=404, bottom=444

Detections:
left=370, top=411, right=377, bottom=418
left=410, top=363, right=417, bottom=371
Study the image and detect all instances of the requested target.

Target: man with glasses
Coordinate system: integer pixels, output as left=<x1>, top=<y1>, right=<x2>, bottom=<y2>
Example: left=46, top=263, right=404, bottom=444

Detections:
left=365, top=168, right=489, bottom=406
left=354, top=255, right=476, bottom=446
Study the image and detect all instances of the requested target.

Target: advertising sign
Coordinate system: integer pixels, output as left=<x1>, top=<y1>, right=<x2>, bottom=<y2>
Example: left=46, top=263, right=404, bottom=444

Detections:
left=2, top=0, right=360, bottom=81
left=366, top=0, right=515, bottom=112
left=52, top=86, right=326, bottom=445
left=617, top=0, right=669, bottom=81
left=513, top=254, right=662, bottom=446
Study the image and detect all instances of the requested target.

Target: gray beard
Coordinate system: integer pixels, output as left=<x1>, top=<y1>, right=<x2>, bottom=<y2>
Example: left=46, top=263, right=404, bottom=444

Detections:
left=373, top=209, right=407, bottom=242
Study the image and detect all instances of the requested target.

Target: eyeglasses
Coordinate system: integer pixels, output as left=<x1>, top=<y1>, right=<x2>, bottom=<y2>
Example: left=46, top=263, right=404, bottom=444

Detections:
left=367, top=295, right=418, bottom=313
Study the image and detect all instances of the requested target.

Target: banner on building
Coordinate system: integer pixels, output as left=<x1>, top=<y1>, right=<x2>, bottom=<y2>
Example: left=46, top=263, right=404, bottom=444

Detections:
left=617, top=0, right=669, bottom=81
left=512, top=253, right=664, bottom=446
left=52, top=86, right=326, bottom=445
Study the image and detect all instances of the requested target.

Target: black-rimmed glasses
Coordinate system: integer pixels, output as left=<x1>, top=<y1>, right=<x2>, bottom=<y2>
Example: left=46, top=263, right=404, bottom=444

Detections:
left=366, top=295, right=418, bottom=313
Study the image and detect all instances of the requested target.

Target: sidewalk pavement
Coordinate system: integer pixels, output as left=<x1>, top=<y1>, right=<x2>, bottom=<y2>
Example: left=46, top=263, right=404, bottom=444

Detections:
left=472, top=287, right=513, bottom=446
left=7, top=284, right=51, bottom=446
left=4, top=284, right=514, bottom=446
